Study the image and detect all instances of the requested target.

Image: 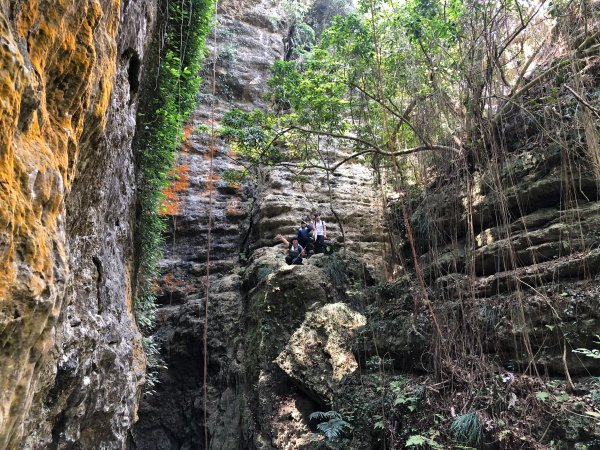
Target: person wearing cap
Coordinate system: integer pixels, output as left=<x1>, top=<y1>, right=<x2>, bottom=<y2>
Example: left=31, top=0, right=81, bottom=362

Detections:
left=276, top=234, right=305, bottom=265
left=297, top=221, right=313, bottom=255
left=312, top=213, right=327, bottom=254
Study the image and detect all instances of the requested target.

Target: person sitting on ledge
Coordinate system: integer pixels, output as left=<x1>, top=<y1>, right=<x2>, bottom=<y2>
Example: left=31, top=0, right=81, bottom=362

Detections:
left=276, top=234, right=305, bottom=265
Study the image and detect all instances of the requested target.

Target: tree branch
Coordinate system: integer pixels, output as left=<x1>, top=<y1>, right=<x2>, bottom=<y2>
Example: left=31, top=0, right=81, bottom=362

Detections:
left=565, top=85, right=600, bottom=119
left=286, top=126, right=460, bottom=172
left=495, top=59, right=568, bottom=120
left=289, top=125, right=385, bottom=152
left=496, top=0, right=547, bottom=58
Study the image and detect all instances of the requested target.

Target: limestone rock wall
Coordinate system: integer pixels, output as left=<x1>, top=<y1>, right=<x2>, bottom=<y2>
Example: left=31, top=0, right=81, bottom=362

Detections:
left=131, top=1, right=389, bottom=448
left=356, top=66, right=600, bottom=420
left=131, top=2, right=292, bottom=448
left=405, top=116, right=600, bottom=375
left=0, top=0, right=157, bottom=447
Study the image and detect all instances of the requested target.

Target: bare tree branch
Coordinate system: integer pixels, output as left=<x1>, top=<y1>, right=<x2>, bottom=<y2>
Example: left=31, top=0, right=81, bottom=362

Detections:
left=289, top=125, right=385, bottom=152
left=496, top=0, right=547, bottom=58
left=565, top=85, right=600, bottom=119
left=495, top=59, right=569, bottom=120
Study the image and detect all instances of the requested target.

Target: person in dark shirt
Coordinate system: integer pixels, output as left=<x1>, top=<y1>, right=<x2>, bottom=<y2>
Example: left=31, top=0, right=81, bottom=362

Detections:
left=276, top=234, right=305, bottom=265
left=297, top=221, right=313, bottom=255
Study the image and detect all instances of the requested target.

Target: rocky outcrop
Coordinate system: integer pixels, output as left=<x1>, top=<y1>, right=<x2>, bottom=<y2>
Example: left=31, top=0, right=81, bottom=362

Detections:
left=249, top=148, right=391, bottom=275
left=404, top=135, right=600, bottom=375
left=245, top=252, right=372, bottom=449
left=0, top=1, right=157, bottom=447
left=276, top=303, right=366, bottom=404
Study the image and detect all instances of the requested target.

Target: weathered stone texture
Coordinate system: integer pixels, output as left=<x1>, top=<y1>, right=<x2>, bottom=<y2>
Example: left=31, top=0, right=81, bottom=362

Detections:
left=131, top=1, right=291, bottom=448
left=276, top=302, right=366, bottom=404
left=0, top=0, right=156, bottom=447
left=131, top=0, right=389, bottom=448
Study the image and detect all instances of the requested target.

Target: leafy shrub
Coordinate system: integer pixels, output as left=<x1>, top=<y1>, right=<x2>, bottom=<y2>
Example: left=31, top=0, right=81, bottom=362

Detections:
left=390, top=379, right=419, bottom=412
left=405, top=432, right=443, bottom=449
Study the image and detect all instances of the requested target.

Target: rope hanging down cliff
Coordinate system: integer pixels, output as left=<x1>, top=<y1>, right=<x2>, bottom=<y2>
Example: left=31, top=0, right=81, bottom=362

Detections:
left=204, top=1, right=218, bottom=448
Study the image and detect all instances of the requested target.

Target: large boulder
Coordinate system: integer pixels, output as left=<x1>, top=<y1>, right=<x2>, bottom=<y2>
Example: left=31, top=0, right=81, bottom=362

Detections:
left=276, top=303, right=366, bottom=404
left=248, top=261, right=336, bottom=367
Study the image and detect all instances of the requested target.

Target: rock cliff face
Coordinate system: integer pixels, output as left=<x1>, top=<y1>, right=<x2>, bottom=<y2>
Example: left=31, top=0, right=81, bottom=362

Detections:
left=3, top=1, right=594, bottom=449
left=131, top=1, right=389, bottom=448
left=132, top=3, right=600, bottom=445
left=130, top=2, right=292, bottom=447
left=0, top=1, right=157, bottom=447
left=406, top=101, right=600, bottom=376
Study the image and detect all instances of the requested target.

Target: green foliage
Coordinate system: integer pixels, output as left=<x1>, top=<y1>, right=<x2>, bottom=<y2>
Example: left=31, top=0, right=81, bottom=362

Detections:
left=406, top=431, right=444, bottom=449
left=281, top=0, right=316, bottom=60
left=309, top=411, right=351, bottom=441
left=270, top=49, right=349, bottom=129
left=135, top=0, right=214, bottom=371
left=401, top=0, right=463, bottom=43
left=218, top=108, right=283, bottom=180
left=406, top=435, right=426, bottom=446
left=573, top=335, right=600, bottom=359
left=390, top=379, right=419, bottom=412
left=142, top=335, right=167, bottom=395
left=451, top=412, right=483, bottom=447
left=220, top=109, right=280, bottom=162
left=535, top=391, right=550, bottom=401
left=219, top=0, right=469, bottom=182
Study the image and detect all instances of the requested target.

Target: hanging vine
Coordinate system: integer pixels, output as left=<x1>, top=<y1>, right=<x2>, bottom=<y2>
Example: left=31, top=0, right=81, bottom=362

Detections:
left=133, top=0, right=215, bottom=387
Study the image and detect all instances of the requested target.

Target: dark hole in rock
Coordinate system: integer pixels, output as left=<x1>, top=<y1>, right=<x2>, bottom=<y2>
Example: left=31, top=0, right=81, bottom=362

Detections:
left=122, top=48, right=141, bottom=102
left=156, top=290, right=186, bottom=306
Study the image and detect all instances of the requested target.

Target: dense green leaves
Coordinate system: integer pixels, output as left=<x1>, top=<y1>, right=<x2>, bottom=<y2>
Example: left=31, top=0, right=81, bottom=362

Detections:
left=309, top=411, right=351, bottom=441
left=220, top=109, right=283, bottom=168
left=223, top=0, right=466, bottom=177
left=135, top=0, right=214, bottom=330
left=222, top=0, right=566, bottom=185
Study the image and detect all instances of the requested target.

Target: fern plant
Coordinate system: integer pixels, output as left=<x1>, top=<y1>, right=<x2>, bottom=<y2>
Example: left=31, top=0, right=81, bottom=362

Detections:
left=309, top=410, right=351, bottom=441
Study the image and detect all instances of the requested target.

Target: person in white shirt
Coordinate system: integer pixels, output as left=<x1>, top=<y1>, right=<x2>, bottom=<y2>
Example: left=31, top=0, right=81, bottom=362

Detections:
left=312, top=213, right=327, bottom=254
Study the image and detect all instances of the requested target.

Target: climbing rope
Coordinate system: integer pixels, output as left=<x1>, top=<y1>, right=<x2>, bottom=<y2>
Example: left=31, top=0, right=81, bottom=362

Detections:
left=203, top=1, right=218, bottom=448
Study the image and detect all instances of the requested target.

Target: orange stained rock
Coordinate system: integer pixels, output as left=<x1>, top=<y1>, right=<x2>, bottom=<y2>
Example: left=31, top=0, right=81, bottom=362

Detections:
left=0, top=0, right=121, bottom=447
